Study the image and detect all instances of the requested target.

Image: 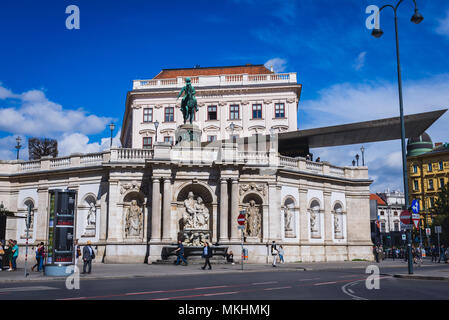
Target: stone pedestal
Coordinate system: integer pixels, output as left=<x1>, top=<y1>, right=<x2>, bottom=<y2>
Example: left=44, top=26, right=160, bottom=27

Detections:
left=175, top=124, right=202, bottom=147
left=82, top=225, right=96, bottom=237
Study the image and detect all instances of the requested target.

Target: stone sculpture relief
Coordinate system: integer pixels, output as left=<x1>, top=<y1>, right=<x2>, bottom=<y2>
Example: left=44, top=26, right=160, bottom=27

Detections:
left=182, top=192, right=209, bottom=230
left=125, top=200, right=143, bottom=238
left=244, top=200, right=261, bottom=238
left=82, top=202, right=97, bottom=237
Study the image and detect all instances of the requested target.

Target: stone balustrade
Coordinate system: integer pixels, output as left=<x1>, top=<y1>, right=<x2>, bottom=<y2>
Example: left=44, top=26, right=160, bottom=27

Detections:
left=133, top=72, right=298, bottom=90
left=4, top=146, right=366, bottom=180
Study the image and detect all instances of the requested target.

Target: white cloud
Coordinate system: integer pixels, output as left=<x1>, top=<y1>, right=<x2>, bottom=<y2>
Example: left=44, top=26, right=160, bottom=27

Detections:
left=303, top=74, right=449, bottom=193
left=353, top=52, right=367, bottom=71
left=436, top=10, right=449, bottom=38
left=0, top=83, right=117, bottom=160
left=58, top=130, right=122, bottom=156
left=264, top=58, right=287, bottom=73
left=0, top=85, right=112, bottom=137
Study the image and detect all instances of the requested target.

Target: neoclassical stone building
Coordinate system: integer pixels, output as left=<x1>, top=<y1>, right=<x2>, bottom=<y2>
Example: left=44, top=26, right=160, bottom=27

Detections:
left=0, top=65, right=374, bottom=264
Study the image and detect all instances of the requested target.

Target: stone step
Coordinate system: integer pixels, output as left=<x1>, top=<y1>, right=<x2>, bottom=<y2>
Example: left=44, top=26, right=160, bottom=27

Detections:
left=152, top=256, right=231, bottom=265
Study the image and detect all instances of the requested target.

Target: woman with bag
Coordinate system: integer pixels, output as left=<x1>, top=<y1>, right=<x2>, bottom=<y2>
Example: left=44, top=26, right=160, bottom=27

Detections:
left=0, top=240, right=5, bottom=271
left=31, top=243, right=42, bottom=272
left=271, top=241, right=278, bottom=267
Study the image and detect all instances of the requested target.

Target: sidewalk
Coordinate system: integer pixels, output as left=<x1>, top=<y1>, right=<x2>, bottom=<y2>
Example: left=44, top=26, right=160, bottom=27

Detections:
left=0, top=259, right=446, bottom=283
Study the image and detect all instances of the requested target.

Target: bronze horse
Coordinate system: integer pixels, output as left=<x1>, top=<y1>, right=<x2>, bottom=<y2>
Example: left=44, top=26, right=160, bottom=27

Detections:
left=177, top=78, right=198, bottom=124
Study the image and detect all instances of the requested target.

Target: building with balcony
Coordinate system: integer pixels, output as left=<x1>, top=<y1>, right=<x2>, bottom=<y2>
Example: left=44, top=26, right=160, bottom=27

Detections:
left=3, top=65, right=445, bottom=265
left=407, top=132, right=449, bottom=227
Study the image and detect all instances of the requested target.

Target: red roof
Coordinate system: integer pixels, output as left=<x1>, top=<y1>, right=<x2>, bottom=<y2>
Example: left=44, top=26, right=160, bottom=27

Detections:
left=370, top=194, right=386, bottom=206
left=153, top=64, right=273, bottom=79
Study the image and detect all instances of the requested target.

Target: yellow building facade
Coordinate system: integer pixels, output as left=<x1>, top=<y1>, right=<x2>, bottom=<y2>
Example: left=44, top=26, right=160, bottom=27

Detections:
left=407, top=141, right=449, bottom=227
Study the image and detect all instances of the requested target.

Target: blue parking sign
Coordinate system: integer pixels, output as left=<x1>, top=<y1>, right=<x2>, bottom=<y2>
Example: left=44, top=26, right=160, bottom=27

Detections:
left=411, top=199, right=420, bottom=214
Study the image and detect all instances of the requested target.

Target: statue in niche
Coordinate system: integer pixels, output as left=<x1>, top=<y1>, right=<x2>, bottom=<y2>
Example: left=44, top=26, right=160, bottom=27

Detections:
left=334, top=214, right=342, bottom=234
left=245, top=200, right=261, bottom=237
left=310, top=205, right=320, bottom=234
left=82, top=202, right=97, bottom=237
left=87, top=202, right=96, bottom=227
left=125, top=200, right=143, bottom=237
left=284, top=206, right=293, bottom=231
left=183, top=192, right=209, bottom=230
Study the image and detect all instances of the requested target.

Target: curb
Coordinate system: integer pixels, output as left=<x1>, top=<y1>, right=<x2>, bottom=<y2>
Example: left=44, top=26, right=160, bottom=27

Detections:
left=392, top=274, right=449, bottom=281
left=0, top=267, right=307, bottom=284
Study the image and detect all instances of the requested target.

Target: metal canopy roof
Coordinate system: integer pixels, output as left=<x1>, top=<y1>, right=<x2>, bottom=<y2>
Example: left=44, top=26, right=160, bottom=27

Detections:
left=278, top=109, right=447, bottom=154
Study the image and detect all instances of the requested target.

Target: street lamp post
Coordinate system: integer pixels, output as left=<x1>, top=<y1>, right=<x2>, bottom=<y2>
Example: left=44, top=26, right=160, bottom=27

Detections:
left=355, top=154, right=360, bottom=166
left=371, top=0, right=424, bottom=274
left=15, top=136, right=22, bottom=160
left=154, top=120, right=159, bottom=145
left=109, top=122, right=115, bottom=148
left=360, top=146, right=365, bottom=166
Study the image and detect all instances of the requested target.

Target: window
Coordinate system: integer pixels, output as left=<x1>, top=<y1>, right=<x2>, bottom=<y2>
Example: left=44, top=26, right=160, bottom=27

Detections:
left=143, top=108, right=153, bottom=123
left=394, top=222, right=399, bottom=232
left=207, top=135, right=217, bottom=142
left=440, top=178, right=445, bottom=189
left=429, top=179, right=434, bottom=190
left=414, top=180, right=419, bottom=191
left=275, top=103, right=285, bottom=118
left=164, top=136, right=173, bottom=145
left=439, top=161, right=444, bottom=170
left=230, top=134, right=239, bottom=142
left=413, top=165, right=418, bottom=173
left=229, top=104, right=239, bottom=120
left=252, top=104, right=262, bottom=119
left=380, top=222, right=386, bottom=233
left=428, top=163, right=433, bottom=172
left=430, top=197, right=435, bottom=208
left=142, top=137, right=152, bottom=149
left=380, top=211, right=384, bottom=216
left=164, top=107, right=174, bottom=122
left=207, top=105, right=217, bottom=120
left=394, top=211, right=398, bottom=216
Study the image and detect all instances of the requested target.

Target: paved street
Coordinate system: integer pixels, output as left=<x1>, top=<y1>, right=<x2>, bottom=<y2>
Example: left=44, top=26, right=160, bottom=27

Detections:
left=0, top=262, right=448, bottom=300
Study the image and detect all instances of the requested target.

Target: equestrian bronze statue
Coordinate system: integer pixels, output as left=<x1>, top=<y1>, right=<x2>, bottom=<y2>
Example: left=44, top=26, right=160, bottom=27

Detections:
left=177, top=77, right=198, bottom=124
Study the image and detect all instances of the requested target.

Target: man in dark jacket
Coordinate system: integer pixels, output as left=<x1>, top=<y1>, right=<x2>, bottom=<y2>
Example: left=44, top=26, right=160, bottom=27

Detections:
left=82, top=241, right=95, bottom=274
left=174, top=240, right=188, bottom=266
left=201, top=242, right=212, bottom=270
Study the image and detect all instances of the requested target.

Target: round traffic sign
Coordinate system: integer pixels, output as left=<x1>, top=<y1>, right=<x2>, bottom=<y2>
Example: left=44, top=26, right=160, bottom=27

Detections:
left=400, top=210, right=411, bottom=225
left=237, top=214, right=246, bottom=225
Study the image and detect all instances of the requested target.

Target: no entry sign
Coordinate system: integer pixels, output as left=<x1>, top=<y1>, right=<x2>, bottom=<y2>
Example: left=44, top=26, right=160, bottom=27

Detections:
left=237, top=213, right=246, bottom=226
left=400, top=210, right=411, bottom=225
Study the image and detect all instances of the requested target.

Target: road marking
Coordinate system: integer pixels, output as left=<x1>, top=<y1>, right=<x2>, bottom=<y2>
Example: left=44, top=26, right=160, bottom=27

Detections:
left=194, top=285, right=228, bottom=290
left=204, top=291, right=238, bottom=296
left=338, top=275, right=361, bottom=278
left=263, top=286, right=292, bottom=291
left=0, top=286, right=59, bottom=293
left=252, top=281, right=278, bottom=285
left=314, top=281, right=337, bottom=286
left=341, top=280, right=367, bottom=300
left=297, top=278, right=320, bottom=281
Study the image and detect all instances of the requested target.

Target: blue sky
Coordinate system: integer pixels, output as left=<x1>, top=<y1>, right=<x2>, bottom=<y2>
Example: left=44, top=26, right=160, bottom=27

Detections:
left=1, top=0, right=449, bottom=192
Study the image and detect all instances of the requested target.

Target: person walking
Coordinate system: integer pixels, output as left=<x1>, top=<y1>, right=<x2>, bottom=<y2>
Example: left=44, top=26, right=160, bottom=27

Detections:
left=38, top=242, right=45, bottom=271
left=5, top=240, right=13, bottom=271
left=201, top=242, right=212, bottom=270
left=278, top=245, right=285, bottom=264
left=431, top=245, right=437, bottom=263
left=174, top=240, right=188, bottom=266
left=0, top=240, right=5, bottom=271
left=271, top=241, right=278, bottom=267
left=31, top=243, right=42, bottom=272
left=82, top=241, right=95, bottom=274
left=11, top=240, right=19, bottom=271
left=74, top=239, right=81, bottom=266
left=438, top=244, right=447, bottom=263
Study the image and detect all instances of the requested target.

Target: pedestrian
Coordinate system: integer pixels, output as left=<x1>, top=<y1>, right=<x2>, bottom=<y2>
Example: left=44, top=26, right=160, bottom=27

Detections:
left=391, top=246, right=396, bottom=261
left=278, top=245, right=285, bottom=264
left=226, top=250, right=234, bottom=264
left=38, top=242, right=45, bottom=271
left=0, top=240, right=5, bottom=271
left=430, top=245, right=436, bottom=262
left=438, top=244, right=447, bottom=263
left=174, top=240, right=188, bottom=266
left=5, top=240, right=13, bottom=271
left=82, top=241, right=95, bottom=274
left=11, top=240, right=19, bottom=271
left=31, top=243, right=42, bottom=272
left=74, top=239, right=81, bottom=265
left=201, top=242, right=212, bottom=270
left=271, top=241, right=278, bottom=267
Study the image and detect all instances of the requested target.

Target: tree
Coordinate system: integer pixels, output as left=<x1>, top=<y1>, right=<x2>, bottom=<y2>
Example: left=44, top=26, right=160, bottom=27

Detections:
left=430, top=183, right=449, bottom=246
left=28, top=138, right=58, bottom=160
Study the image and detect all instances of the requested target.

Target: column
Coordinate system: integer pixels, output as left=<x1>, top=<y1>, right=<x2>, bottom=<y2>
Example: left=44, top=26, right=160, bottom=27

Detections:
left=99, top=182, right=108, bottom=241
left=150, top=178, right=161, bottom=242
left=323, top=190, right=332, bottom=244
left=162, top=178, right=172, bottom=241
left=219, top=178, right=228, bottom=242
left=230, top=179, right=239, bottom=241
left=268, top=184, right=282, bottom=241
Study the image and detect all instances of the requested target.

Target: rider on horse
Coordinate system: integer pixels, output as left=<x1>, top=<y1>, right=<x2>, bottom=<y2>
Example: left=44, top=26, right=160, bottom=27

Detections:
left=177, top=77, right=198, bottom=124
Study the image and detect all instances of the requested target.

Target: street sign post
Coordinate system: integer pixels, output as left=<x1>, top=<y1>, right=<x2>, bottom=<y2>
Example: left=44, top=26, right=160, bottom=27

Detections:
left=412, top=213, right=420, bottom=228
left=436, top=226, right=442, bottom=253
left=411, top=199, right=420, bottom=214
left=402, top=234, right=406, bottom=241
left=238, top=210, right=246, bottom=271
left=411, top=200, right=423, bottom=258
left=425, top=228, right=431, bottom=236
